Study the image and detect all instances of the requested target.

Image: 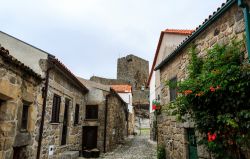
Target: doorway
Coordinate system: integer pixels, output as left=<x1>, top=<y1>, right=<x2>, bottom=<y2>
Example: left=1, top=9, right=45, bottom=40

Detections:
left=82, top=126, right=98, bottom=150
left=187, top=128, right=198, bottom=159
left=13, top=146, right=27, bottom=159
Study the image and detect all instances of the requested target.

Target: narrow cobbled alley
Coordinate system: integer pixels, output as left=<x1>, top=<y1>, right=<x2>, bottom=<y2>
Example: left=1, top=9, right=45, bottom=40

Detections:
left=79, top=130, right=157, bottom=159
left=102, top=134, right=156, bottom=159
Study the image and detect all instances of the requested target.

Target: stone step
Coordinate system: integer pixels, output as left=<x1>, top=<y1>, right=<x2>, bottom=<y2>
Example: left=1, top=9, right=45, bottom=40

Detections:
left=60, top=151, right=79, bottom=159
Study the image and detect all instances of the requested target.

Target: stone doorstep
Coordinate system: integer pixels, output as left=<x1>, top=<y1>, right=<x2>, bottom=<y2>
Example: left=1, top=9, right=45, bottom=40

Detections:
left=60, top=151, right=79, bottom=159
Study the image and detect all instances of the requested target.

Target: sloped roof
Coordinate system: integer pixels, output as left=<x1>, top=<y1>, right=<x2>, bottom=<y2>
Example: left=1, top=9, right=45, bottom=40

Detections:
left=49, top=57, right=88, bottom=93
left=78, top=77, right=127, bottom=104
left=77, top=77, right=111, bottom=92
left=111, top=85, right=132, bottom=93
left=0, top=46, right=42, bottom=80
left=155, top=0, right=236, bottom=70
left=147, top=29, right=193, bottom=86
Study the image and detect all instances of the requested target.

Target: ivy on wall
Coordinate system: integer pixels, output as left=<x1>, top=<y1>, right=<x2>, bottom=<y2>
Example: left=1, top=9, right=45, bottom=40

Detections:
left=165, top=39, right=250, bottom=158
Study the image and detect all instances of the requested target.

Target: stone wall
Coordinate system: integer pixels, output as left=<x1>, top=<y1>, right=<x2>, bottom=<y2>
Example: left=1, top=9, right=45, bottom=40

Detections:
left=150, top=113, right=157, bottom=141
left=40, top=67, right=86, bottom=159
left=105, top=93, right=127, bottom=152
left=158, top=3, right=247, bottom=159
left=0, top=53, right=43, bottom=159
left=90, top=76, right=129, bottom=85
left=117, top=54, right=150, bottom=118
left=128, top=110, right=135, bottom=135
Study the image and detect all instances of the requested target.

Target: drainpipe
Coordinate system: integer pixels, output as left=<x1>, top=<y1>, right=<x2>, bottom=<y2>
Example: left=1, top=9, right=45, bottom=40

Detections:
left=238, top=0, right=250, bottom=62
left=103, top=94, right=110, bottom=153
left=127, top=106, right=129, bottom=137
left=36, top=64, right=53, bottom=159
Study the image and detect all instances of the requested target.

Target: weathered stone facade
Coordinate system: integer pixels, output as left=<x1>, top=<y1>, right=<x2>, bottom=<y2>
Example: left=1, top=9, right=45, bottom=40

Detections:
left=78, top=78, right=128, bottom=153
left=156, top=2, right=249, bottom=159
left=117, top=54, right=149, bottom=90
left=128, top=109, right=135, bottom=135
left=40, top=58, right=88, bottom=159
left=90, top=76, right=129, bottom=85
left=0, top=47, right=43, bottom=159
left=105, top=93, right=127, bottom=151
left=117, top=55, right=149, bottom=107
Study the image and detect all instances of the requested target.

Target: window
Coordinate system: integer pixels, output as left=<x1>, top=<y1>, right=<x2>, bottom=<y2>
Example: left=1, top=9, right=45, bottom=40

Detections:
left=74, top=104, right=80, bottom=125
left=0, top=99, right=3, bottom=106
left=169, top=76, right=177, bottom=101
left=86, top=105, right=98, bottom=119
left=21, top=104, right=29, bottom=130
left=51, top=94, right=61, bottom=123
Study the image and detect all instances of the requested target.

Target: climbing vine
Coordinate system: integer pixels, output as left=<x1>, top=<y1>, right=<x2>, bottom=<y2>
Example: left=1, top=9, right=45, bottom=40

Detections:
left=165, top=39, right=250, bottom=158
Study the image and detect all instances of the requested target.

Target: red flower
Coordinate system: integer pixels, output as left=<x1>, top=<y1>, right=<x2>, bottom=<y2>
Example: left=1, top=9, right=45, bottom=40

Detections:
left=210, top=86, right=215, bottom=92
left=184, top=90, right=193, bottom=95
left=195, top=91, right=204, bottom=97
left=207, top=132, right=217, bottom=142
left=152, top=105, right=156, bottom=110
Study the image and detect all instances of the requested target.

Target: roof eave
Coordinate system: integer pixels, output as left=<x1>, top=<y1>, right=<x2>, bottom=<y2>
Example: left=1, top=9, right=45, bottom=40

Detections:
left=155, top=0, right=236, bottom=71
left=48, top=57, right=89, bottom=93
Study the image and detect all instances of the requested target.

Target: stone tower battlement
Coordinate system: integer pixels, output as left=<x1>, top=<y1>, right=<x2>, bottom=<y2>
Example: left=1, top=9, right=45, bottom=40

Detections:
left=117, top=54, right=149, bottom=91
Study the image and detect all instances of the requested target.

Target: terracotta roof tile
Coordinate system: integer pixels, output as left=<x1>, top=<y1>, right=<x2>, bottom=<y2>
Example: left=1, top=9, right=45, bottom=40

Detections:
left=111, top=85, right=132, bottom=93
left=155, top=0, right=235, bottom=70
left=163, top=29, right=194, bottom=35
left=147, top=29, right=194, bottom=86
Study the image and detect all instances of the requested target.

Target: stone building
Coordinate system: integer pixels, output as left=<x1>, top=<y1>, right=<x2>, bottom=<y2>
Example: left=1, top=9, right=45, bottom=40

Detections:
left=111, top=85, right=135, bottom=135
left=39, top=56, right=89, bottom=159
left=147, top=29, right=193, bottom=141
left=117, top=54, right=149, bottom=108
left=154, top=0, right=250, bottom=158
left=0, top=32, right=90, bottom=159
left=0, top=46, right=43, bottom=159
left=90, top=54, right=150, bottom=109
left=77, top=78, right=128, bottom=153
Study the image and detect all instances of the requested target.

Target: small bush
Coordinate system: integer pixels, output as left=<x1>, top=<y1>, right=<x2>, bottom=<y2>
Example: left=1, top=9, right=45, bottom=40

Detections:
left=157, top=145, right=166, bottom=159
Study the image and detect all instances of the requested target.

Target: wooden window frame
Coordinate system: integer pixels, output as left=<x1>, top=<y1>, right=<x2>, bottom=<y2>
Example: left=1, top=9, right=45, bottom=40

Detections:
left=85, top=105, right=98, bottom=120
left=51, top=94, right=61, bottom=123
left=74, top=104, right=80, bottom=125
left=169, top=76, right=177, bottom=102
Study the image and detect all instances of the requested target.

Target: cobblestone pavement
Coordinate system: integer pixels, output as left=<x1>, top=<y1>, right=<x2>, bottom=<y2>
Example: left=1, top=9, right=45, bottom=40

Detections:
left=100, top=134, right=157, bottom=159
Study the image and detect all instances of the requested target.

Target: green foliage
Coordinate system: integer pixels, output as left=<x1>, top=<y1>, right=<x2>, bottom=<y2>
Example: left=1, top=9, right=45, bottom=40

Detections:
left=157, top=145, right=166, bottom=159
left=165, top=39, right=250, bottom=158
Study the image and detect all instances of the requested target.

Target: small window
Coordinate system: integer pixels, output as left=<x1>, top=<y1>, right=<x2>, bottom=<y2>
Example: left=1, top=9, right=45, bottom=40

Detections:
left=21, top=104, right=29, bottom=130
left=0, top=99, right=3, bottom=106
left=86, top=105, right=98, bottom=119
left=51, top=94, right=61, bottom=123
left=74, top=104, right=80, bottom=125
left=169, top=76, right=177, bottom=101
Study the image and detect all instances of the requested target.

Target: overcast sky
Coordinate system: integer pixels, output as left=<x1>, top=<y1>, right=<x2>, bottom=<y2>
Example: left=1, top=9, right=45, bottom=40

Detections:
left=0, top=0, right=226, bottom=79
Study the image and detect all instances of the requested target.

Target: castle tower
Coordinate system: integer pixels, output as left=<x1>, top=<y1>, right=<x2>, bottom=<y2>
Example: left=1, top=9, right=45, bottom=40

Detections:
left=117, top=54, right=149, bottom=109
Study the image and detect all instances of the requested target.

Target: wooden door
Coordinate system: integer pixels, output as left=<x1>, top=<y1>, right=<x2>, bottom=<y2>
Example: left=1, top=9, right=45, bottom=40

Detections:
left=61, top=99, right=69, bottom=145
left=82, top=126, right=98, bottom=150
